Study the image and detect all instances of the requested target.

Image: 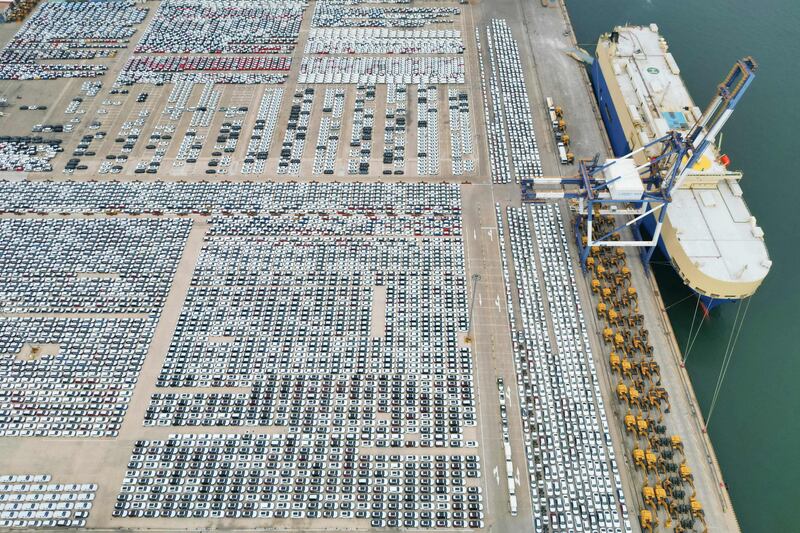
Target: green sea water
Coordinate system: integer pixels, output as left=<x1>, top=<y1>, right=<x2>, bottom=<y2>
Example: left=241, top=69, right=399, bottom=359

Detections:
left=565, top=1, right=799, bottom=531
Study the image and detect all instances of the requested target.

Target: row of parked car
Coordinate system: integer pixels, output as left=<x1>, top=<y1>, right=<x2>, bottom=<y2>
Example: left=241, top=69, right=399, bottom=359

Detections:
left=134, top=0, right=305, bottom=54
left=0, top=475, right=96, bottom=529
left=486, top=19, right=543, bottom=181
left=123, top=56, right=291, bottom=74
left=0, top=218, right=191, bottom=438
left=497, top=204, right=632, bottom=533
left=0, top=316, right=157, bottom=438
left=346, top=86, right=375, bottom=175
left=382, top=84, right=409, bottom=175
left=313, top=87, right=345, bottom=175
left=242, top=88, right=284, bottom=175
left=0, top=218, right=190, bottom=315
left=278, top=88, right=315, bottom=175
left=447, top=89, right=475, bottom=176
left=416, top=85, right=440, bottom=176
left=116, top=70, right=287, bottom=86
left=119, top=0, right=304, bottom=86
left=0, top=0, right=147, bottom=80
left=0, top=139, right=62, bottom=173
left=0, top=182, right=464, bottom=217
left=298, top=57, right=465, bottom=85
left=116, top=434, right=484, bottom=527
left=312, top=1, right=460, bottom=28
left=305, top=28, right=465, bottom=55
left=68, top=182, right=485, bottom=525
left=475, top=28, right=511, bottom=183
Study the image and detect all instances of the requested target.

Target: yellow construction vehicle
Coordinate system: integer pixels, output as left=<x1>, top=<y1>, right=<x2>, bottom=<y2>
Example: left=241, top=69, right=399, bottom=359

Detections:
left=639, top=509, right=656, bottom=531
left=633, top=448, right=646, bottom=471
left=616, top=382, right=628, bottom=403
left=639, top=360, right=651, bottom=381
left=655, top=484, right=668, bottom=508
left=645, top=450, right=659, bottom=472
left=628, top=386, right=641, bottom=409
left=624, top=413, right=637, bottom=435
left=636, top=415, right=649, bottom=436
left=627, top=286, right=638, bottom=301
left=621, top=357, right=633, bottom=379
left=642, top=485, right=655, bottom=507
left=671, top=435, right=684, bottom=455
left=646, top=390, right=663, bottom=412
left=632, top=335, right=645, bottom=353
left=679, top=462, right=694, bottom=487
left=609, top=352, right=621, bottom=373
left=614, top=332, right=625, bottom=349
left=647, top=387, right=672, bottom=418
left=690, top=496, right=706, bottom=524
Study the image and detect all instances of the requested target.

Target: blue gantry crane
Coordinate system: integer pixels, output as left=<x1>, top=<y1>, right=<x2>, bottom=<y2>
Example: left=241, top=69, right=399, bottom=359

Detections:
left=522, top=57, right=757, bottom=270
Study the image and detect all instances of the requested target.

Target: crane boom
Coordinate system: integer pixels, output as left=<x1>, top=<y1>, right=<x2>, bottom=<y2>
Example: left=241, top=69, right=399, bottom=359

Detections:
left=666, top=57, right=757, bottom=192
left=522, top=57, right=758, bottom=270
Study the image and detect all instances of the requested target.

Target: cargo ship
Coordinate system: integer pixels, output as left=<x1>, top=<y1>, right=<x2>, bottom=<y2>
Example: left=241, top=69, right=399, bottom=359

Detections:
left=590, top=24, right=771, bottom=311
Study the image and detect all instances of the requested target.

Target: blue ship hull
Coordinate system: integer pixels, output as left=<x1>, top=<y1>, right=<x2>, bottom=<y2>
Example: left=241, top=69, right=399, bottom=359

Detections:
left=589, top=60, right=734, bottom=313
left=590, top=59, right=631, bottom=157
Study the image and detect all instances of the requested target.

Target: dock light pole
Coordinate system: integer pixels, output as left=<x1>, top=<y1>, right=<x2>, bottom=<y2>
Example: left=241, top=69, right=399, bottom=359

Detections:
left=465, top=274, right=481, bottom=344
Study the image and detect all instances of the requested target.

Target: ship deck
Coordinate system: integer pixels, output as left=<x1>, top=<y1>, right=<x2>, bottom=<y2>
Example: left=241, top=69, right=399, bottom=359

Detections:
left=599, top=25, right=770, bottom=290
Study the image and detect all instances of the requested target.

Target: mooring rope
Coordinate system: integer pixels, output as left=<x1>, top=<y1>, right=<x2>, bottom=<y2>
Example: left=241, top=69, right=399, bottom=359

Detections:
left=706, top=296, right=751, bottom=428
left=682, top=296, right=702, bottom=364
left=666, top=292, right=695, bottom=311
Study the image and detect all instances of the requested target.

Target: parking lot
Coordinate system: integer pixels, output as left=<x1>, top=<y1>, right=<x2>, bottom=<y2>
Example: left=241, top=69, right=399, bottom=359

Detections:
left=0, top=0, right=667, bottom=531
left=0, top=182, right=498, bottom=530
left=0, top=0, right=484, bottom=181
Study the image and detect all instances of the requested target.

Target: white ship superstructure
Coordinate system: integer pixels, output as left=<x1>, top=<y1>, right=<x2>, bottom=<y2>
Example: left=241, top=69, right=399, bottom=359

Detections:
left=591, top=24, right=771, bottom=308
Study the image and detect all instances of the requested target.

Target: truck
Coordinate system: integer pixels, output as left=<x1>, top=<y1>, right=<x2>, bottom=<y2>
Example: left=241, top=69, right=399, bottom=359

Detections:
left=546, top=97, right=559, bottom=130
left=557, top=142, right=574, bottom=164
left=507, top=476, right=515, bottom=496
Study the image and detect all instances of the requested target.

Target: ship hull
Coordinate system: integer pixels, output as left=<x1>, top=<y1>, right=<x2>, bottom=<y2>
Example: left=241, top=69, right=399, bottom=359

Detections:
left=637, top=208, right=737, bottom=313
left=590, top=61, right=736, bottom=313
left=590, top=59, right=631, bottom=156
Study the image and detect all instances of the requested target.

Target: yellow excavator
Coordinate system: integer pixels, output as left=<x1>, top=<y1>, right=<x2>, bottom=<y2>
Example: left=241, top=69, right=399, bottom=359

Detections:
left=639, top=508, right=657, bottom=532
